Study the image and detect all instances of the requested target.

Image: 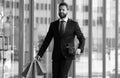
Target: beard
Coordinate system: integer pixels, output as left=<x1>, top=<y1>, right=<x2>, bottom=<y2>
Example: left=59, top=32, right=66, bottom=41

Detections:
left=59, top=12, right=67, bottom=19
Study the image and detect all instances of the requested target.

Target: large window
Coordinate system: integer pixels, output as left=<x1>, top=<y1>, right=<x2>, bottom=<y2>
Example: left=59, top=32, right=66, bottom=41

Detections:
left=0, top=0, right=20, bottom=78
left=76, top=0, right=89, bottom=78
left=33, top=0, right=52, bottom=78
left=76, top=0, right=120, bottom=78
left=0, top=0, right=120, bottom=78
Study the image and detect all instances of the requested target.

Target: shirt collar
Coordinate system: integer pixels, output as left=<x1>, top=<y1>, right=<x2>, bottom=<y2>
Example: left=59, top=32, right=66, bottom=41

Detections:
left=59, top=17, right=68, bottom=22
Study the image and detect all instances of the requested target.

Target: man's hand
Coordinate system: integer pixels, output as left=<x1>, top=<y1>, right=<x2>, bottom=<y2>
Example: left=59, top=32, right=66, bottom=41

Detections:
left=35, top=55, right=41, bottom=61
left=76, top=49, right=81, bottom=55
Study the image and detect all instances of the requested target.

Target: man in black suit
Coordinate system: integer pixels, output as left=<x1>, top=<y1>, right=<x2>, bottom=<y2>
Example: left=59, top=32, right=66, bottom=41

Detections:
left=36, top=2, right=85, bottom=78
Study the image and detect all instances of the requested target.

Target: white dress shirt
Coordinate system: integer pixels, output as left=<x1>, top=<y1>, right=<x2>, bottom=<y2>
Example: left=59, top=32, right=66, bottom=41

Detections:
left=59, top=17, right=68, bottom=32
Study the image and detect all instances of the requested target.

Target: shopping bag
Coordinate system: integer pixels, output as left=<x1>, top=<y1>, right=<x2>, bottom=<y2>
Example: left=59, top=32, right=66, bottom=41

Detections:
left=26, top=62, right=36, bottom=78
left=22, top=60, right=36, bottom=78
left=21, top=59, right=46, bottom=78
left=21, top=63, right=31, bottom=77
left=36, top=59, right=47, bottom=75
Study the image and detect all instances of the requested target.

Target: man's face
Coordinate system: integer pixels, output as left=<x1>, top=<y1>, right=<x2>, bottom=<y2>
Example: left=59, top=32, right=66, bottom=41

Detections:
left=59, top=5, right=68, bottom=19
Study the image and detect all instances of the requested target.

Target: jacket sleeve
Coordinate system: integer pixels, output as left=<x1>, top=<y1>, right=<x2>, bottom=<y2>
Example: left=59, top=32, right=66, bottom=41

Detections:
left=37, top=23, right=54, bottom=57
left=74, top=22, right=85, bottom=53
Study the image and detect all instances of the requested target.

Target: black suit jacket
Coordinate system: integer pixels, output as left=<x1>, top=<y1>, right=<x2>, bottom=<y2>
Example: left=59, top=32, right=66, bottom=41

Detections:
left=38, top=19, right=85, bottom=60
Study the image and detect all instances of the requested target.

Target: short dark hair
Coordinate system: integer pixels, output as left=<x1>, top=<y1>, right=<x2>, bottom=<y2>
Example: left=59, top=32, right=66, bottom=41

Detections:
left=59, top=2, right=69, bottom=10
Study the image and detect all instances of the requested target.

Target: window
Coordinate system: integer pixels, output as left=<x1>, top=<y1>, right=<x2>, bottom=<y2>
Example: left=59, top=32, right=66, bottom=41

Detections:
left=97, top=7, right=103, bottom=13
left=45, top=3, right=47, bottom=10
left=97, top=16, right=103, bottom=26
left=11, top=1, right=19, bottom=9
left=25, top=4, right=27, bottom=10
left=16, top=16, right=19, bottom=19
left=14, top=2, right=19, bottom=8
left=16, top=2, right=19, bottom=8
left=83, top=19, right=89, bottom=26
left=40, top=17, right=43, bottom=24
left=49, top=4, right=51, bottom=10
left=6, top=1, right=10, bottom=8
left=83, top=5, right=89, bottom=12
left=49, top=17, right=51, bottom=23
left=11, top=1, right=13, bottom=8
left=14, top=16, right=18, bottom=20
left=36, top=17, right=39, bottom=24
left=0, top=0, right=53, bottom=78
left=41, top=3, right=43, bottom=10
left=25, top=4, right=29, bottom=10
left=25, top=18, right=29, bottom=24
left=45, top=17, right=47, bottom=24
left=92, top=20, right=96, bottom=26
left=36, top=3, right=39, bottom=10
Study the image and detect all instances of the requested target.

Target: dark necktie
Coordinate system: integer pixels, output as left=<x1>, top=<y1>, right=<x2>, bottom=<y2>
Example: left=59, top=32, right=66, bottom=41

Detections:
left=59, top=21, right=65, bottom=35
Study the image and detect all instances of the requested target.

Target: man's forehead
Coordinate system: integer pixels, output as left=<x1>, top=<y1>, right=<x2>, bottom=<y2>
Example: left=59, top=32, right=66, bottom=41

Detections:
left=59, top=6, right=68, bottom=9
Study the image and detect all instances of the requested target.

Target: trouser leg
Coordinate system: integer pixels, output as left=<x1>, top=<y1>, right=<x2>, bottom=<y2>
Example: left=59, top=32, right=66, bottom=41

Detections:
left=60, top=60, right=72, bottom=78
left=52, top=61, right=61, bottom=78
left=52, top=59, right=72, bottom=78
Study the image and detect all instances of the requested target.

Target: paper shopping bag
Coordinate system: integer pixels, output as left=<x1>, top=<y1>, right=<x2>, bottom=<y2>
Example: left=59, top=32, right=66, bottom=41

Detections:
left=21, top=63, right=31, bottom=77
left=22, top=60, right=36, bottom=78
left=21, top=59, right=47, bottom=78
left=36, top=59, right=47, bottom=75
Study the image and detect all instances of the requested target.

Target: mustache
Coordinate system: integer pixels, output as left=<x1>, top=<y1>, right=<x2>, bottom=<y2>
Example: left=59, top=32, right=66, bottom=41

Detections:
left=59, top=12, right=64, bottom=14
left=59, top=13, right=67, bottom=18
left=59, top=12, right=67, bottom=15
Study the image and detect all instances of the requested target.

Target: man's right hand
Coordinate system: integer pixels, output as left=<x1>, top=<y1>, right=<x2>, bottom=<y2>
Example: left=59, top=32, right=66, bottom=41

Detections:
left=35, top=55, right=41, bottom=61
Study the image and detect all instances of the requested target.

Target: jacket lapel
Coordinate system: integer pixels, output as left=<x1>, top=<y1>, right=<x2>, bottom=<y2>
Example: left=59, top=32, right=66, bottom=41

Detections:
left=56, top=20, right=61, bottom=36
left=65, top=19, right=70, bottom=32
left=57, top=19, right=71, bottom=37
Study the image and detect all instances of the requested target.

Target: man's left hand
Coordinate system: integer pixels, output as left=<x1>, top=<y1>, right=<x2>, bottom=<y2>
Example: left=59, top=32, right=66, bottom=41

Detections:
left=76, top=49, right=81, bottom=55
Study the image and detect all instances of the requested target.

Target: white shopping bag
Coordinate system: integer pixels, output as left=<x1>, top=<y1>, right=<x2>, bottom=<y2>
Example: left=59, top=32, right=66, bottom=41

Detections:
left=22, top=59, right=46, bottom=78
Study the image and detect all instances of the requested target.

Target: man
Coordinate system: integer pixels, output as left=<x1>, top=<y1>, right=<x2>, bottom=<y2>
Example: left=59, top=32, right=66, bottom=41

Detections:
left=36, top=2, right=85, bottom=78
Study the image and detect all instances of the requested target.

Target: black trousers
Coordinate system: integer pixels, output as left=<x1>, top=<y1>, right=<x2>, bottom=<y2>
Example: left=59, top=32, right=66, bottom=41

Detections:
left=52, top=59, right=72, bottom=78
